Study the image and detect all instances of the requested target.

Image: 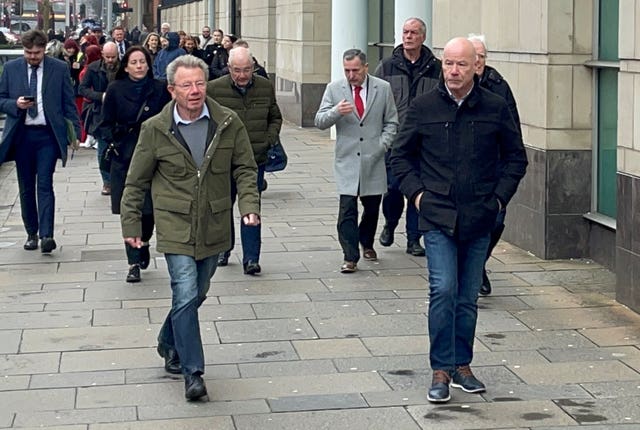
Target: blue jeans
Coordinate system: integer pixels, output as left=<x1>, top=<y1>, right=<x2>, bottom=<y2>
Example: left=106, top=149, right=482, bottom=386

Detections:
left=227, top=164, right=264, bottom=264
left=382, top=153, right=420, bottom=243
left=14, top=126, right=60, bottom=238
left=96, top=138, right=111, bottom=186
left=158, top=254, right=218, bottom=376
left=424, top=230, right=490, bottom=371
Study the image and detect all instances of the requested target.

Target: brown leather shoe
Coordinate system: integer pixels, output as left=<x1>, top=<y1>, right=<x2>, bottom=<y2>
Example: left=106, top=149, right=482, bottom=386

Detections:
left=101, top=185, right=111, bottom=196
left=340, top=261, right=357, bottom=273
left=363, top=248, right=377, bottom=261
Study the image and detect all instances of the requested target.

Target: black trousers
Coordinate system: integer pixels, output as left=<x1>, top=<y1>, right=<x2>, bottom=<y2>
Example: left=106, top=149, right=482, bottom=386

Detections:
left=337, top=194, right=382, bottom=262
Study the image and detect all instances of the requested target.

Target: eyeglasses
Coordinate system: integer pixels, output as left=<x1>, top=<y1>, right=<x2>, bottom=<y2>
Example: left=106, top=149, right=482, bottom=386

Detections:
left=174, top=81, right=206, bottom=90
left=231, top=67, right=253, bottom=75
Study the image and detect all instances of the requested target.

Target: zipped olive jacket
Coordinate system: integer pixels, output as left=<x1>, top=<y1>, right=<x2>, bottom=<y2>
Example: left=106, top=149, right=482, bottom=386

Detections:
left=120, top=97, right=259, bottom=260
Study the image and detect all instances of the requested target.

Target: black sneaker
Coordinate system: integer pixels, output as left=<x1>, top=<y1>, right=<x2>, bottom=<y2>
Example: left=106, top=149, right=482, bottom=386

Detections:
left=451, top=365, right=486, bottom=393
left=427, top=370, right=451, bottom=403
left=480, top=269, right=492, bottom=296
left=40, top=237, right=57, bottom=253
left=406, top=241, right=425, bottom=256
left=217, top=253, right=229, bottom=266
left=126, top=264, right=141, bottom=283
left=243, top=261, right=261, bottom=275
left=379, top=225, right=395, bottom=247
left=184, top=373, right=207, bottom=401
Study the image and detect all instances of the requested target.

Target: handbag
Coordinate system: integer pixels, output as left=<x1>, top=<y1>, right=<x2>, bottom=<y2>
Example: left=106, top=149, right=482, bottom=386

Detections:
left=99, top=101, right=148, bottom=172
left=264, top=137, right=287, bottom=172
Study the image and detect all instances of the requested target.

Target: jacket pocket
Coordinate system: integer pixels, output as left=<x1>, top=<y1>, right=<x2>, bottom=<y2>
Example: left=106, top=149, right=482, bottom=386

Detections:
left=154, top=195, right=192, bottom=244
left=156, top=146, right=187, bottom=177
left=204, top=197, right=233, bottom=245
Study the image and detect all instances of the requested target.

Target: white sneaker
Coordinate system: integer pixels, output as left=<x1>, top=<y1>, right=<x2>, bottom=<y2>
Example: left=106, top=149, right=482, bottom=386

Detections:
left=79, top=141, right=92, bottom=148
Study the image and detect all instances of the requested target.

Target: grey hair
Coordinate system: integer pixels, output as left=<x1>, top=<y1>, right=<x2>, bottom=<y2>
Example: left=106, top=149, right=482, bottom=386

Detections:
left=228, top=46, right=253, bottom=65
left=343, top=48, right=367, bottom=64
left=468, top=33, right=487, bottom=51
left=405, top=17, right=427, bottom=36
left=166, top=55, right=209, bottom=85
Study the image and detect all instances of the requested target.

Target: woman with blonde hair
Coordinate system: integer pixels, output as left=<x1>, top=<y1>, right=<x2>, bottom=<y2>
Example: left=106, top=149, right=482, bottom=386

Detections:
left=142, top=32, right=161, bottom=63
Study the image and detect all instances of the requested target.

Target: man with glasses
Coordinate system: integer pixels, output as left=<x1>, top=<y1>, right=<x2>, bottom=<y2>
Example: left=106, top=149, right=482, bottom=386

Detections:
left=207, top=46, right=282, bottom=275
left=121, top=55, right=259, bottom=401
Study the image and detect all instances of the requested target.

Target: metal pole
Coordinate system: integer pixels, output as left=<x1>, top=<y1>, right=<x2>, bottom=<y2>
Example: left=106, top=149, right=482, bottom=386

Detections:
left=106, top=0, right=112, bottom=31
left=208, top=0, right=215, bottom=29
left=65, top=0, right=70, bottom=28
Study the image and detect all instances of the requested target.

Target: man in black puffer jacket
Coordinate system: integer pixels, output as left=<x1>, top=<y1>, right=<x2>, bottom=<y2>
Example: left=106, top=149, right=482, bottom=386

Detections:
left=374, top=17, right=441, bottom=257
left=469, top=34, right=522, bottom=296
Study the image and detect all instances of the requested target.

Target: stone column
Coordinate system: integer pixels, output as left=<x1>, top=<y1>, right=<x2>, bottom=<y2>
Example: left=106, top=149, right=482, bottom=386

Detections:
left=394, top=0, right=431, bottom=46
left=330, top=0, right=368, bottom=82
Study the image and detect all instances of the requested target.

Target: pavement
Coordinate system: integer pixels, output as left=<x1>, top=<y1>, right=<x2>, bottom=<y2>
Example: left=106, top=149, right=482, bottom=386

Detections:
left=0, top=123, right=639, bottom=430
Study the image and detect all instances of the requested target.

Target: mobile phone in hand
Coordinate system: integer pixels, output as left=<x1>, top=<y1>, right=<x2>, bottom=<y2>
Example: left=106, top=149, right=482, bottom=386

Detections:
left=23, top=96, right=35, bottom=102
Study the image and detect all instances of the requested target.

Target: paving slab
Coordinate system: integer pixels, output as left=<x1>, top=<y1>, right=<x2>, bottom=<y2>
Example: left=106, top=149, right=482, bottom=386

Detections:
left=477, top=329, right=597, bottom=351
left=29, top=370, right=125, bottom=389
left=0, top=375, right=29, bottom=391
left=581, top=380, right=640, bottom=398
left=579, top=325, right=640, bottom=346
left=292, top=338, right=370, bottom=359
left=90, top=417, right=235, bottom=430
left=308, top=314, right=426, bottom=338
left=137, top=400, right=270, bottom=420
left=252, top=300, right=376, bottom=319
left=513, top=306, right=640, bottom=330
left=234, top=407, right=422, bottom=430
left=267, top=393, right=367, bottom=412
left=538, top=346, right=640, bottom=362
left=0, top=387, right=76, bottom=412
left=555, top=397, right=640, bottom=425
left=13, top=407, right=136, bottom=427
left=407, top=400, right=578, bottom=429
left=510, top=360, right=640, bottom=385
left=216, top=318, right=317, bottom=343
left=482, top=383, right=594, bottom=402
left=204, top=341, right=300, bottom=365
left=237, top=359, right=337, bottom=378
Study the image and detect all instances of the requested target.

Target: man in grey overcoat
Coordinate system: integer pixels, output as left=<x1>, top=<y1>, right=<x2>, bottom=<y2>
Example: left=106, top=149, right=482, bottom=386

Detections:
left=315, top=48, right=399, bottom=273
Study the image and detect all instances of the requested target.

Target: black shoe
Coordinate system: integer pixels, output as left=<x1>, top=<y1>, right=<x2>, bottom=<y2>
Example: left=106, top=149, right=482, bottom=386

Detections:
left=184, top=373, right=207, bottom=401
left=406, top=241, right=425, bottom=256
left=379, top=225, right=395, bottom=247
left=451, top=365, right=486, bottom=393
left=24, top=234, right=38, bottom=251
left=243, top=261, right=261, bottom=275
left=40, top=237, right=57, bottom=253
left=157, top=345, right=181, bottom=374
left=480, top=269, right=492, bottom=296
left=126, top=265, right=141, bottom=283
left=139, top=245, right=150, bottom=270
left=217, top=253, right=229, bottom=266
left=260, top=179, right=268, bottom=192
left=428, top=370, right=451, bottom=403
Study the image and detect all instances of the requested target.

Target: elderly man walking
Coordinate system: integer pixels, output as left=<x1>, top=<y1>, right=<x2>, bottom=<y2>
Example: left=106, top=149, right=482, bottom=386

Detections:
left=390, top=38, right=527, bottom=403
left=120, top=55, right=260, bottom=401
left=315, top=49, right=398, bottom=273
left=207, top=46, right=282, bottom=275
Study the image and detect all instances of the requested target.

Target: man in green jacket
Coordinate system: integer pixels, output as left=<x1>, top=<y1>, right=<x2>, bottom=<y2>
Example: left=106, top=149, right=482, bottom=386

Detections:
left=207, top=46, right=282, bottom=275
left=120, top=55, right=260, bottom=401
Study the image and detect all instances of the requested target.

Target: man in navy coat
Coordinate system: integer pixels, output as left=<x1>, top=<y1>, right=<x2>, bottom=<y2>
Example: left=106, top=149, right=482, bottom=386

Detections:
left=0, top=29, right=80, bottom=253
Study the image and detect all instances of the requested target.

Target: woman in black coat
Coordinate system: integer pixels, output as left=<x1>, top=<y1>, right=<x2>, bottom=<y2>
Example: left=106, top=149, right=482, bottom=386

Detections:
left=208, top=33, right=236, bottom=79
left=100, top=46, right=171, bottom=283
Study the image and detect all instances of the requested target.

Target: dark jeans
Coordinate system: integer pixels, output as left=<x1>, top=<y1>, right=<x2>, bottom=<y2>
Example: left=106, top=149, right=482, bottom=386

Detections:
left=424, top=229, right=490, bottom=371
left=96, top=138, right=111, bottom=186
left=382, top=154, right=420, bottom=243
left=225, top=164, right=264, bottom=264
left=158, top=253, right=218, bottom=376
left=14, top=126, right=60, bottom=238
left=337, top=194, right=382, bottom=262
left=124, top=213, right=154, bottom=265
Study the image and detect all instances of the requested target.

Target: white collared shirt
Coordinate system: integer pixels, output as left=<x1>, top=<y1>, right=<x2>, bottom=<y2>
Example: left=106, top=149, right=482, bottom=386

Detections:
left=172, top=103, right=210, bottom=125
left=24, top=62, right=46, bottom=126
left=445, top=82, right=474, bottom=106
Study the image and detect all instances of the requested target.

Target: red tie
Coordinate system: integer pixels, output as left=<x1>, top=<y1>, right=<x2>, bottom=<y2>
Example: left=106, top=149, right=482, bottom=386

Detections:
left=354, top=85, right=364, bottom=118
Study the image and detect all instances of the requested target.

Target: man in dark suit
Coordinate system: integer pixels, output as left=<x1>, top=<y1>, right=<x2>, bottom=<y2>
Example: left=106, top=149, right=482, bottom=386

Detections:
left=111, top=26, right=130, bottom=60
left=0, top=29, right=80, bottom=253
